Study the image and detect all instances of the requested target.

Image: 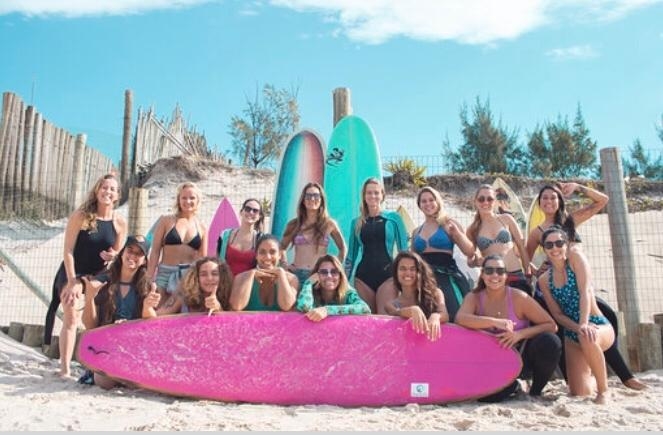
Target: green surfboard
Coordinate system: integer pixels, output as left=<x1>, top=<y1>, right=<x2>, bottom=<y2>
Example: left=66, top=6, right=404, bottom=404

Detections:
left=324, top=116, right=382, bottom=255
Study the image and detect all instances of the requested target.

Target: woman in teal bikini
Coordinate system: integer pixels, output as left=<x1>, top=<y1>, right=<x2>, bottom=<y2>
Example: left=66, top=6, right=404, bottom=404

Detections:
left=296, top=255, right=370, bottom=321
left=229, top=234, right=298, bottom=311
left=280, top=182, right=346, bottom=287
left=537, top=226, right=614, bottom=404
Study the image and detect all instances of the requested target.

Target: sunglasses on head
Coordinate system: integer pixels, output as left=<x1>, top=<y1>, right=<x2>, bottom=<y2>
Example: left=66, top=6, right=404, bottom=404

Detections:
left=318, top=268, right=340, bottom=277
left=243, top=205, right=260, bottom=214
left=477, top=196, right=495, bottom=203
left=543, top=239, right=566, bottom=249
left=304, top=193, right=321, bottom=200
left=483, top=266, right=506, bottom=275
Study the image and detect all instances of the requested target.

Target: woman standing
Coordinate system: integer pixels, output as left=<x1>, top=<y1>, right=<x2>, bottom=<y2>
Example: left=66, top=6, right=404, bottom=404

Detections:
left=147, top=182, right=207, bottom=304
left=537, top=227, right=614, bottom=404
left=526, top=183, right=645, bottom=391
left=280, top=183, right=346, bottom=286
left=383, top=252, right=448, bottom=341
left=229, top=234, right=298, bottom=311
left=345, top=178, right=408, bottom=313
left=296, top=255, right=370, bottom=321
left=44, top=173, right=127, bottom=378
left=467, top=184, right=532, bottom=295
left=456, top=254, right=561, bottom=401
left=217, top=198, right=265, bottom=276
left=410, top=186, right=475, bottom=321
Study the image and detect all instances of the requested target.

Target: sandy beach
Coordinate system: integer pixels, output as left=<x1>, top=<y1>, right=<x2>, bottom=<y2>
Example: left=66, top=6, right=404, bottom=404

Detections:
left=1, top=157, right=663, bottom=430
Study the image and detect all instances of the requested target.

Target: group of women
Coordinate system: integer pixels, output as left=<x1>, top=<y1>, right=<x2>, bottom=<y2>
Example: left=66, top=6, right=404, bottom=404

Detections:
left=44, top=172, right=645, bottom=403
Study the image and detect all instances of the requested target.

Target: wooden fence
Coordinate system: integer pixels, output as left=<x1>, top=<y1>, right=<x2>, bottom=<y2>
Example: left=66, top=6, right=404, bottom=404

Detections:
left=0, top=91, right=116, bottom=219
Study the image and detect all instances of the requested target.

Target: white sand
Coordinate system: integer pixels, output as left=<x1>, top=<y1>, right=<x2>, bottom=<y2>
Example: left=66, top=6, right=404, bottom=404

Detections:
left=1, top=158, right=663, bottom=430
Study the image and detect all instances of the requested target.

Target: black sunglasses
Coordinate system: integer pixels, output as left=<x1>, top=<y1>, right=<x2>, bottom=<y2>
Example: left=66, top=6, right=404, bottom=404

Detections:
left=543, top=240, right=566, bottom=249
left=483, top=266, right=507, bottom=275
left=243, top=205, right=261, bottom=214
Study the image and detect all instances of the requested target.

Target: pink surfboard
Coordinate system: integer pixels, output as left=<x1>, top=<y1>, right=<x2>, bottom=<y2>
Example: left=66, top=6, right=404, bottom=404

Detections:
left=206, top=197, right=240, bottom=256
left=78, top=313, right=522, bottom=406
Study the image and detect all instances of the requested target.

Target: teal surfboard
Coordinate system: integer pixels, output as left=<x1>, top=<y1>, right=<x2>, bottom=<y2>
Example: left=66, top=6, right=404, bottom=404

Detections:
left=324, top=116, right=382, bottom=254
left=270, top=129, right=325, bottom=240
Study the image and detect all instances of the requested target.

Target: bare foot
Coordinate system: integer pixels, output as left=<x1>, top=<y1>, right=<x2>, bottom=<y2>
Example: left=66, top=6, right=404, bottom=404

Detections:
left=623, top=377, right=647, bottom=391
left=594, top=392, right=607, bottom=404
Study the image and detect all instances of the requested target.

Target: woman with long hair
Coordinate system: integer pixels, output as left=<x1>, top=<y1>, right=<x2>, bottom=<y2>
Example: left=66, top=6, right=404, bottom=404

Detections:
left=345, top=177, right=408, bottom=313
left=44, top=173, right=127, bottom=378
left=149, top=256, right=232, bottom=315
left=80, top=235, right=160, bottom=389
left=526, top=183, right=645, bottom=391
left=296, top=255, right=370, bottom=321
left=409, top=185, right=475, bottom=321
left=147, top=182, right=207, bottom=306
left=383, top=251, right=449, bottom=341
left=217, top=198, right=265, bottom=276
left=229, top=234, right=298, bottom=311
left=280, top=182, right=346, bottom=286
left=466, top=184, right=532, bottom=295
left=537, top=227, right=614, bottom=404
left=456, top=254, right=561, bottom=402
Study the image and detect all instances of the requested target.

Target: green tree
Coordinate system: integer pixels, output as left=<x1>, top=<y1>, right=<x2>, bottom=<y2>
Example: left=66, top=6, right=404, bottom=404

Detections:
left=443, top=97, right=525, bottom=174
left=624, top=138, right=663, bottom=179
left=229, top=84, right=300, bottom=168
left=526, top=105, right=597, bottom=178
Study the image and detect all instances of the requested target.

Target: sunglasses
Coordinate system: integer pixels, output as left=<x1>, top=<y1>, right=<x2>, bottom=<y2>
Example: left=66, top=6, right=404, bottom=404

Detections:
left=243, top=205, right=261, bottom=214
left=543, top=239, right=566, bottom=249
left=318, top=268, right=340, bottom=277
left=477, top=196, right=495, bottom=203
left=483, top=266, right=507, bottom=275
left=304, top=193, right=321, bottom=201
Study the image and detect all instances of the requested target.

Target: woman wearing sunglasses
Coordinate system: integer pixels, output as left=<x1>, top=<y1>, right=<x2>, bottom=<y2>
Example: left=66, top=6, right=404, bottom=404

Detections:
left=467, top=184, right=532, bottom=295
left=383, top=252, right=449, bottom=342
left=537, top=227, right=614, bottom=404
left=296, top=255, right=370, bottom=321
left=526, top=184, right=645, bottom=391
left=217, top=198, right=265, bottom=276
left=456, top=254, right=561, bottom=402
left=229, top=234, right=298, bottom=311
left=280, top=183, right=346, bottom=287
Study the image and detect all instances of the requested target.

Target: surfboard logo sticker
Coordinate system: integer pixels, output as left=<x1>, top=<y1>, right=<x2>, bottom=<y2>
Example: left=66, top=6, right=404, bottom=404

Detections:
left=410, top=383, right=429, bottom=398
left=326, top=147, right=345, bottom=166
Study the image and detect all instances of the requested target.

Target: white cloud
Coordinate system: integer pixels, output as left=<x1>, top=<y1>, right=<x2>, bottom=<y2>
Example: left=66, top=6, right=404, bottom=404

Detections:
left=0, top=0, right=213, bottom=17
left=546, top=44, right=599, bottom=61
left=269, top=0, right=663, bottom=45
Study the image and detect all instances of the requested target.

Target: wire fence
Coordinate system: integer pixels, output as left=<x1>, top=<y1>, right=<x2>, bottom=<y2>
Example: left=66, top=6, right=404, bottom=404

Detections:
left=1, top=153, right=662, bottom=342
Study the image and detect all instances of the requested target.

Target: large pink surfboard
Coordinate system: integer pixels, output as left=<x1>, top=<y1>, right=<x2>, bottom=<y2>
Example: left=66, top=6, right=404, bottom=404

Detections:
left=206, top=197, right=240, bottom=256
left=78, top=313, right=521, bottom=406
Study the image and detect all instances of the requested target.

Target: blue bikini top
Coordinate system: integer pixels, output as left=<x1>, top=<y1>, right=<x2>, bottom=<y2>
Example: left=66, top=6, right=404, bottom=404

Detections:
left=412, top=225, right=454, bottom=252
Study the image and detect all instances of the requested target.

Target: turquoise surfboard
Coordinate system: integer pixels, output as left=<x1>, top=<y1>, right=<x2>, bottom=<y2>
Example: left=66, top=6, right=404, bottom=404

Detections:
left=324, top=116, right=382, bottom=254
left=270, top=129, right=325, bottom=240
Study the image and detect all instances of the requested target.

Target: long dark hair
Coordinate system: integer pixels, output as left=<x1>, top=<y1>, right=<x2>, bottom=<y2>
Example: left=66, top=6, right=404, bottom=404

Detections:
left=180, top=257, right=233, bottom=312
left=283, top=182, right=331, bottom=247
left=241, top=198, right=265, bottom=232
left=391, top=251, right=441, bottom=317
left=472, top=254, right=505, bottom=294
left=98, top=246, right=150, bottom=325
left=536, top=184, right=579, bottom=242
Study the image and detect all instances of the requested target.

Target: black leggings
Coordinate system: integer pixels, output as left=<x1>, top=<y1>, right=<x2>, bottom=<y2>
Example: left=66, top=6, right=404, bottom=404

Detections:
left=479, top=332, right=562, bottom=402
left=534, top=293, right=634, bottom=383
left=44, top=264, right=67, bottom=346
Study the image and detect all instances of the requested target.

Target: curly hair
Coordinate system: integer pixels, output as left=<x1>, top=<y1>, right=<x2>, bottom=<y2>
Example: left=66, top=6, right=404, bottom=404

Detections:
left=391, top=251, right=441, bottom=318
left=79, top=173, right=121, bottom=232
left=179, top=257, right=233, bottom=312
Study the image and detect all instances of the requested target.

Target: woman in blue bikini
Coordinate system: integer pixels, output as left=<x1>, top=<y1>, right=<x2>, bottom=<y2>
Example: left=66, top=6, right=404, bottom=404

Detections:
left=537, top=226, right=614, bottom=404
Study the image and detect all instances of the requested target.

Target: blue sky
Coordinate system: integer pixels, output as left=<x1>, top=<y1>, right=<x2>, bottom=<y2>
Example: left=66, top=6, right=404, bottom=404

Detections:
left=1, top=0, right=662, bottom=168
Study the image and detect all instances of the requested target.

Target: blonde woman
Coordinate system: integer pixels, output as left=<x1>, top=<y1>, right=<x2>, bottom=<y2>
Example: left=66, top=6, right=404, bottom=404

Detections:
left=147, top=182, right=207, bottom=305
left=44, top=173, right=127, bottom=378
left=344, top=177, right=408, bottom=313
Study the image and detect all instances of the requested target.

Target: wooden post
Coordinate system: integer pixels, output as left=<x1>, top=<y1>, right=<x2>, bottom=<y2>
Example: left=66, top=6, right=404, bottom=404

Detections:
left=0, top=92, right=14, bottom=209
left=29, top=111, right=43, bottom=204
left=23, top=106, right=35, bottom=203
left=637, top=323, right=662, bottom=370
left=71, top=133, right=87, bottom=208
left=121, top=90, right=133, bottom=193
left=600, top=147, right=642, bottom=370
left=128, top=187, right=149, bottom=236
left=13, top=100, right=25, bottom=214
left=333, top=87, right=352, bottom=127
